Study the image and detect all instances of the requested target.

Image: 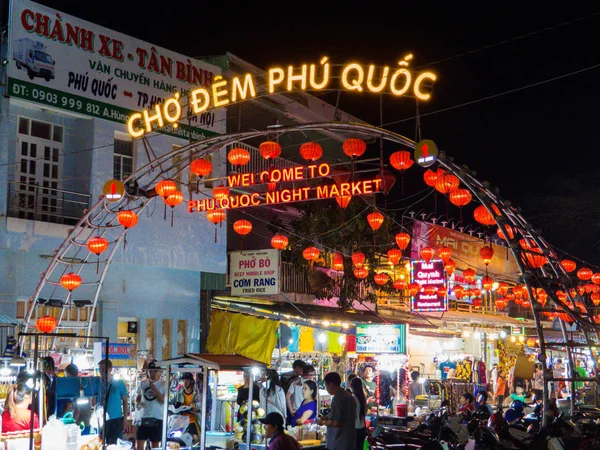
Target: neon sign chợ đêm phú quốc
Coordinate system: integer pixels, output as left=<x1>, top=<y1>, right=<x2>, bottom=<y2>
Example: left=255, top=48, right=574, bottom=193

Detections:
left=126, top=54, right=437, bottom=137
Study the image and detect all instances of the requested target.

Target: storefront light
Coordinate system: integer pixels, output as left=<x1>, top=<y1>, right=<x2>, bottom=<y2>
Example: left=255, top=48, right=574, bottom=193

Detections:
left=462, top=330, right=470, bottom=338
left=492, top=282, right=499, bottom=291
left=288, top=338, right=294, bottom=345
left=251, top=367, right=261, bottom=376
left=510, top=336, right=517, bottom=343
left=518, top=336, right=525, bottom=343
left=341, top=323, right=349, bottom=329
left=338, top=335, right=346, bottom=344
left=318, top=333, right=327, bottom=343
left=0, top=362, right=12, bottom=376
left=323, top=321, right=331, bottom=327
left=500, top=330, right=507, bottom=339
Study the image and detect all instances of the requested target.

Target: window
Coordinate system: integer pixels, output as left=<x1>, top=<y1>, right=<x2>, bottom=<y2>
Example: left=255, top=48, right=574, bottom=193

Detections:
left=113, top=132, right=134, bottom=181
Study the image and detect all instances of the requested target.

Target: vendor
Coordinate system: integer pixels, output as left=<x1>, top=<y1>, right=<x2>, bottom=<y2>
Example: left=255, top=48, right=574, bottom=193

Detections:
left=291, top=380, right=317, bottom=425
left=361, top=365, right=377, bottom=408
left=2, top=380, right=38, bottom=433
left=259, top=412, right=301, bottom=450
left=236, top=371, right=260, bottom=422
left=172, top=372, right=200, bottom=442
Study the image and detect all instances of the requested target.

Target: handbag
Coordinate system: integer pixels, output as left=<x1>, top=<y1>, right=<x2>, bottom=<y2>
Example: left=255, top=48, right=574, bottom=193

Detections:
left=141, top=417, right=160, bottom=427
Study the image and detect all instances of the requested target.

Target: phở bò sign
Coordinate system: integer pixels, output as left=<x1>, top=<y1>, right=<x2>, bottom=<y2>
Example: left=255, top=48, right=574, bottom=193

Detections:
left=230, top=249, right=280, bottom=296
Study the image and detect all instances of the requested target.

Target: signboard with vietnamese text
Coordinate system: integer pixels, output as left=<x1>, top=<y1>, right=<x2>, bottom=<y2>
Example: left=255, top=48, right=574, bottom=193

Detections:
left=8, top=0, right=224, bottom=138
left=93, top=342, right=137, bottom=367
left=411, top=220, right=520, bottom=279
left=411, top=259, right=448, bottom=312
left=356, top=324, right=407, bottom=354
left=230, top=249, right=280, bottom=296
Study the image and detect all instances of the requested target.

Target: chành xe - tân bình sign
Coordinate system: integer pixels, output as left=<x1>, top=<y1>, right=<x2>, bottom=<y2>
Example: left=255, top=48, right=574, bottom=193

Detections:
left=127, top=54, right=437, bottom=137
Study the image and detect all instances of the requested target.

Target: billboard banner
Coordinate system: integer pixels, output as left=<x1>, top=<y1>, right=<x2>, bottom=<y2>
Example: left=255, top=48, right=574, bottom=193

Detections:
left=411, top=220, right=520, bottom=279
left=356, top=324, right=407, bottom=354
left=411, top=259, right=448, bottom=312
left=93, top=342, right=137, bottom=367
left=230, top=249, right=280, bottom=296
left=8, top=0, right=225, bottom=138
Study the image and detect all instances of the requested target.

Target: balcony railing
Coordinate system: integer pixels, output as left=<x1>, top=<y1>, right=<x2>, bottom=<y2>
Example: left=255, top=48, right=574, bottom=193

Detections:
left=7, top=180, right=90, bottom=225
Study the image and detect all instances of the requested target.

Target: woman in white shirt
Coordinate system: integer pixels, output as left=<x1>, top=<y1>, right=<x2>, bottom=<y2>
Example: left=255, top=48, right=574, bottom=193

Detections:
left=260, top=369, right=287, bottom=421
left=350, top=377, right=367, bottom=450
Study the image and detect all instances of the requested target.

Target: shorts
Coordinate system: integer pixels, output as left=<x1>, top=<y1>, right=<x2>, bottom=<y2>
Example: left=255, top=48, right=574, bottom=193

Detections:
left=136, top=420, right=163, bottom=442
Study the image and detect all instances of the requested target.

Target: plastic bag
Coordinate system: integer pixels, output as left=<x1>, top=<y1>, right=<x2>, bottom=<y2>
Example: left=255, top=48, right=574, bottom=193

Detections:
left=41, top=417, right=67, bottom=450
left=132, top=407, right=143, bottom=426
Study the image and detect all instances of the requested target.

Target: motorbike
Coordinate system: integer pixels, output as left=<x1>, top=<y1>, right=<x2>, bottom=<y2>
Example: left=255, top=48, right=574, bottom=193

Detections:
left=166, top=404, right=195, bottom=448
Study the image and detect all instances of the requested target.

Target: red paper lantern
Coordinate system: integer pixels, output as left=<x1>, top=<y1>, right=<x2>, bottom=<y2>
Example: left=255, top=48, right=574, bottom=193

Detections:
left=299, top=142, right=323, bottom=162
left=228, top=147, right=251, bottom=166
left=303, top=247, right=320, bottom=262
left=206, top=209, right=226, bottom=224
left=420, top=247, right=435, bottom=263
left=577, top=268, right=593, bottom=281
left=463, top=268, right=476, bottom=283
left=473, top=205, right=495, bottom=226
left=591, top=293, right=600, bottom=306
left=331, top=167, right=351, bottom=185
left=259, top=141, right=282, bottom=160
left=523, top=249, right=547, bottom=269
left=408, top=283, right=420, bottom=296
left=498, top=282, right=509, bottom=296
left=387, top=248, right=402, bottom=266
left=268, top=181, right=277, bottom=192
left=332, top=252, right=344, bottom=271
left=395, top=233, right=411, bottom=251
left=482, top=276, right=494, bottom=291
left=352, top=252, right=366, bottom=268
left=389, top=150, right=414, bottom=171
left=472, top=297, right=482, bottom=307
left=472, top=288, right=482, bottom=297
left=60, top=272, right=82, bottom=291
left=374, top=273, right=389, bottom=285
left=497, top=225, right=515, bottom=241
left=367, top=211, right=384, bottom=231
left=423, top=169, right=440, bottom=187
left=233, top=220, right=252, bottom=236
left=117, top=210, right=138, bottom=229
left=342, top=138, right=366, bottom=158
left=444, top=259, right=456, bottom=276
left=536, top=289, right=548, bottom=306
left=155, top=180, right=176, bottom=198
left=480, top=246, right=494, bottom=266
left=592, top=273, right=600, bottom=285
left=335, top=195, right=352, bottom=209
left=213, top=185, right=229, bottom=200
left=190, top=158, right=212, bottom=177
left=555, top=290, right=567, bottom=302
left=454, top=286, right=465, bottom=299
left=437, top=287, right=448, bottom=297
left=560, top=259, right=576, bottom=273
left=495, top=299, right=506, bottom=310
left=393, top=279, right=407, bottom=290
left=377, top=170, right=396, bottom=194
left=437, top=247, right=452, bottom=264
left=519, top=238, right=534, bottom=250
left=449, top=188, right=472, bottom=207
left=164, top=190, right=184, bottom=208
left=434, top=174, right=459, bottom=195
left=354, top=267, right=369, bottom=279
left=271, top=235, right=288, bottom=250
left=87, top=237, right=109, bottom=255
left=513, top=285, right=524, bottom=299
left=36, top=316, right=57, bottom=334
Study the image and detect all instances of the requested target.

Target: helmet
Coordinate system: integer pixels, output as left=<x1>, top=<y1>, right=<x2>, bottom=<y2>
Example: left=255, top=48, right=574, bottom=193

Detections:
left=510, top=399, right=527, bottom=411
left=504, top=407, right=524, bottom=425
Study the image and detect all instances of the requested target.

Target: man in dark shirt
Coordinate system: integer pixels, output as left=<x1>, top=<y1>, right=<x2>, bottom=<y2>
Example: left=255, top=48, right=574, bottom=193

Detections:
left=259, top=412, right=301, bottom=450
left=318, top=372, right=356, bottom=450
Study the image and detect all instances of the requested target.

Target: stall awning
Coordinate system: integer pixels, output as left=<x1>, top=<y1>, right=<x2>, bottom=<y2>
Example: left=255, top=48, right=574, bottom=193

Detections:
left=154, top=353, right=266, bottom=371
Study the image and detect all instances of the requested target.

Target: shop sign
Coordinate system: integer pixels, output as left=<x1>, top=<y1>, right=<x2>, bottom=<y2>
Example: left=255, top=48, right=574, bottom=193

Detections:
left=356, top=324, right=406, bottom=354
left=411, top=259, right=448, bottom=312
left=230, top=249, right=280, bottom=296
left=7, top=0, right=224, bottom=139
left=102, top=179, right=125, bottom=202
left=511, top=326, right=524, bottom=335
left=189, top=162, right=382, bottom=212
left=93, top=342, right=137, bottom=367
left=414, top=139, right=438, bottom=167
left=411, top=221, right=519, bottom=279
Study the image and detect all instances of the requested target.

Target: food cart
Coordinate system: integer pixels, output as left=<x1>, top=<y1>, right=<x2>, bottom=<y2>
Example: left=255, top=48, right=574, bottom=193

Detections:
left=154, top=353, right=266, bottom=450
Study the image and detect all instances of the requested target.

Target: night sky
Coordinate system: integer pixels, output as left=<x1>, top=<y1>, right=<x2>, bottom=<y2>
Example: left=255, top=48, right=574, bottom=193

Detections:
left=18, top=2, right=600, bottom=265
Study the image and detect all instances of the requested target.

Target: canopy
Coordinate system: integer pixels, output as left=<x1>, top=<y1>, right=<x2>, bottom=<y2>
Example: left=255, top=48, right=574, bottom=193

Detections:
left=154, top=353, right=266, bottom=371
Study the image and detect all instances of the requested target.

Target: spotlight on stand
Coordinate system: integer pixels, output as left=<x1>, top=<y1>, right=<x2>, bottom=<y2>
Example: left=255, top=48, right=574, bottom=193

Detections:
left=73, top=300, right=93, bottom=308
left=37, top=298, right=64, bottom=307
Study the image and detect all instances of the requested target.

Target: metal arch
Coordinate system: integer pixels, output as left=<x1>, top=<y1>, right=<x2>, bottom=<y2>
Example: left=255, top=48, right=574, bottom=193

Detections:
left=22, top=122, right=597, bottom=420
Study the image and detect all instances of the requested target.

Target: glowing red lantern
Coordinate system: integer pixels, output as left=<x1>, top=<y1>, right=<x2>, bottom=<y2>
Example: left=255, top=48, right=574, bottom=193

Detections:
left=387, top=248, right=402, bottom=266
left=342, top=138, right=366, bottom=158
left=463, top=268, right=476, bottom=283
left=536, top=289, right=548, bottom=306
left=268, top=181, right=277, bottom=192
left=482, top=276, right=494, bottom=291
left=271, top=235, right=288, bottom=250
left=437, top=287, right=448, bottom=297
left=331, top=167, right=350, bottom=185
left=424, top=286, right=437, bottom=296
left=497, top=225, right=515, bottom=241
left=393, top=279, right=407, bottom=290
left=228, top=147, right=251, bottom=166
left=303, top=247, right=320, bottom=262
left=36, top=316, right=57, bottom=334
left=480, top=246, right=494, bottom=266
left=420, top=247, right=435, bottom=263
left=87, top=237, right=109, bottom=255
left=374, top=273, right=389, bottom=285
left=560, top=259, right=576, bottom=273
left=434, top=174, right=460, bottom=195
left=299, top=142, right=323, bottom=162
left=190, top=158, right=212, bottom=177
left=472, top=298, right=482, bottom=307
left=354, top=267, right=369, bottom=279
left=335, top=195, right=352, bottom=209
left=578, top=268, right=593, bottom=281
left=233, top=220, right=252, bottom=236
left=206, top=209, right=226, bottom=224
left=213, top=185, right=229, bottom=200
left=408, top=283, right=420, bottom=296
left=155, top=180, right=176, bottom=198
left=423, top=169, right=441, bottom=187
left=592, top=273, right=600, bottom=285
left=473, top=205, right=495, bottom=226
left=513, top=285, right=524, bottom=299
left=591, top=293, right=600, bottom=306
left=395, top=233, right=411, bottom=250
left=259, top=141, right=282, bottom=160
left=389, top=151, right=414, bottom=171
left=444, top=259, right=456, bottom=276
left=60, top=272, right=82, bottom=291
left=519, top=238, right=534, bottom=250
left=523, top=249, right=547, bottom=269
left=117, top=210, right=138, bottom=229
left=555, top=290, right=567, bottom=302
left=367, top=211, right=384, bottom=231
left=498, top=282, right=509, bottom=296
left=164, top=190, right=184, bottom=208
left=472, top=288, right=482, bottom=297
left=495, top=299, right=507, bottom=310
left=437, top=247, right=452, bottom=265
left=332, top=252, right=344, bottom=271
left=449, top=188, right=472, bottom=207
left=352, top=252, right=366, bottom=268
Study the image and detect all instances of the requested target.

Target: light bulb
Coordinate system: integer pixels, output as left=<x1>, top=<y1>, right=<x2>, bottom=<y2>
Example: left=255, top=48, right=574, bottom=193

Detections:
left=288, top=339, right=294, bottom=344
left=338, top=335, right=346, bottom=344
left=323, top=321, right=330, bottom=327
left=318, top=333, right=327, bottom=343
left=500, top=330, right=507, bottom=339
left=510, top=336, right=517, bottom=343
left=463, top=330, right=470, bottom=338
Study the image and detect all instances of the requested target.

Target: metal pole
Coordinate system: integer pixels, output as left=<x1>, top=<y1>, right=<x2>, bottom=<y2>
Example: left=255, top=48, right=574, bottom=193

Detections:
left=246, top=371, right=254, bottom=449
left=200, top=367, right=208, bottom=449
left=29, top=333, right=39, bottom=450
left=161, top=364, right=170, bottom=450
left=102, top=337, right=109, bottom=450
left=211, top=370, right=218, bottom=431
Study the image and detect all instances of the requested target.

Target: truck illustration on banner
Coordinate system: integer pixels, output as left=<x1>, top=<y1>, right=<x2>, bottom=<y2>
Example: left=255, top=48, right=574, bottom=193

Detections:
left=12, top=38, right=55, bottom=81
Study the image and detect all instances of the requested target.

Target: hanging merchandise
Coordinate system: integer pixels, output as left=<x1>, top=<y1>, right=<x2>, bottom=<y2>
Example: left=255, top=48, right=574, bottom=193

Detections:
left=299, top=327, right=315, bottom=353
